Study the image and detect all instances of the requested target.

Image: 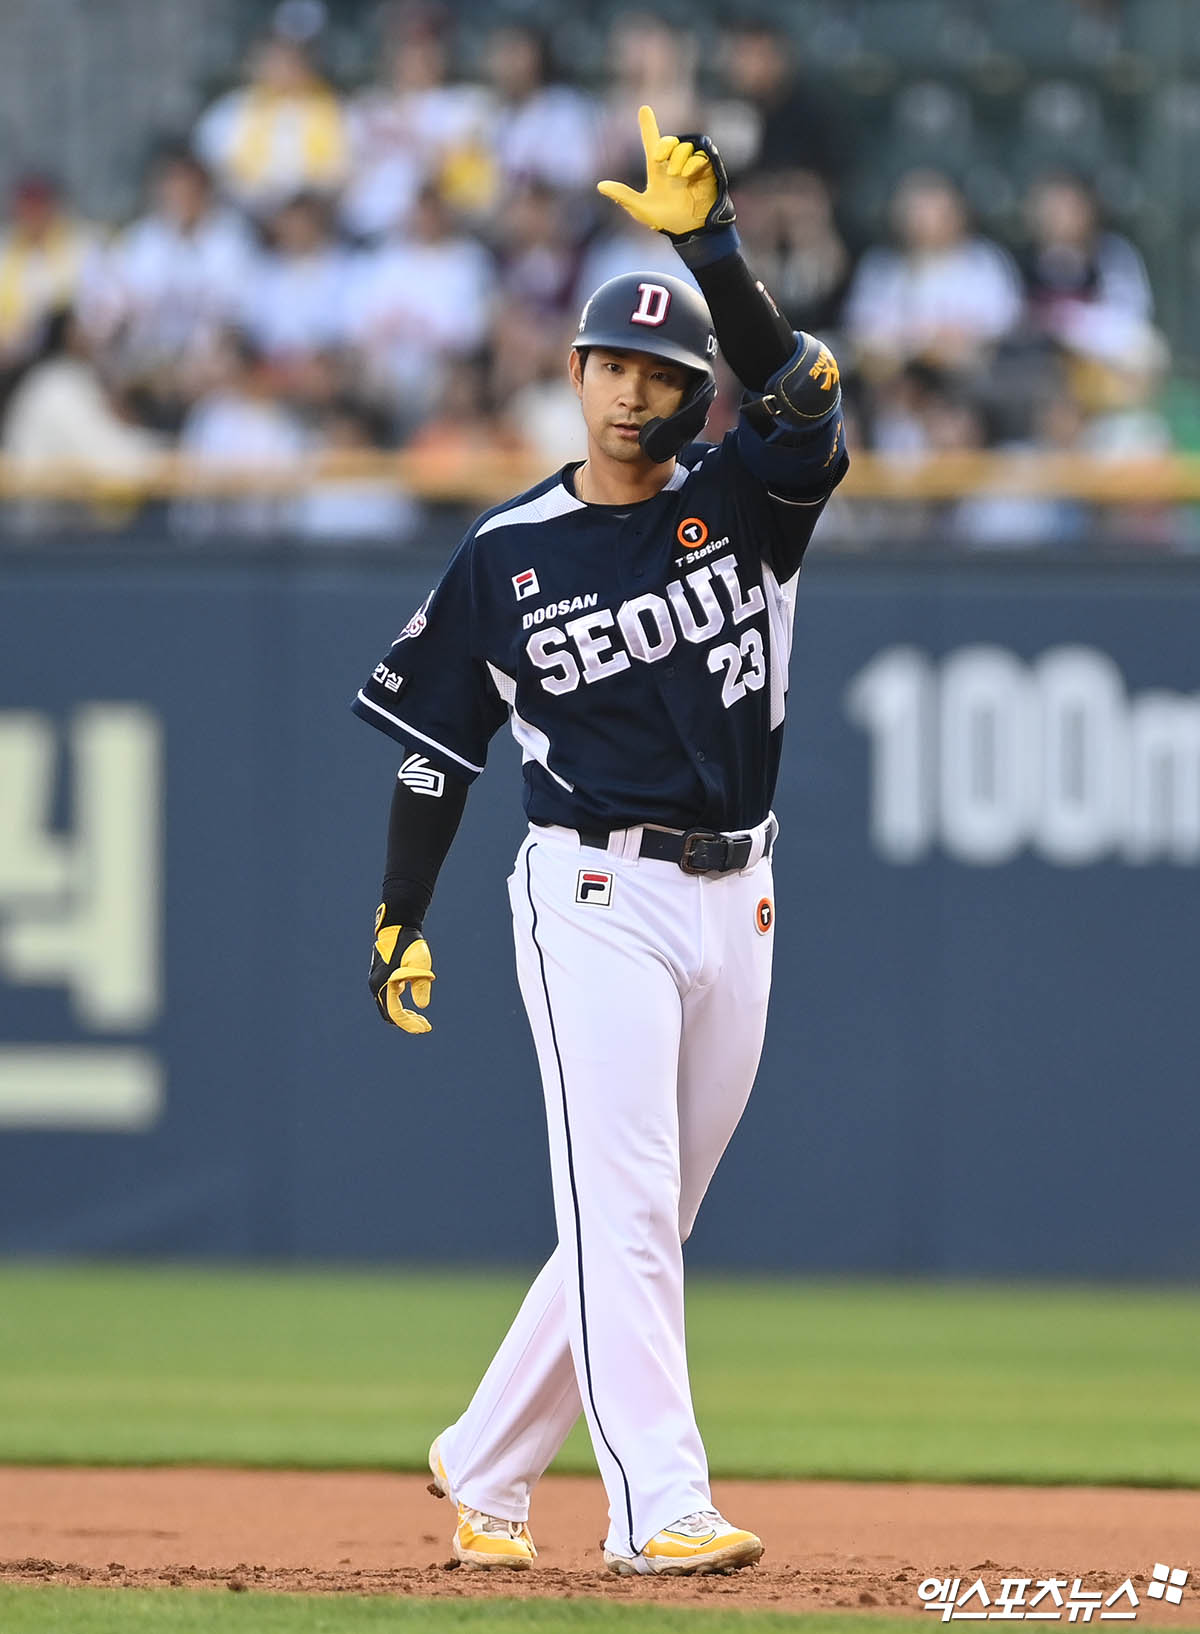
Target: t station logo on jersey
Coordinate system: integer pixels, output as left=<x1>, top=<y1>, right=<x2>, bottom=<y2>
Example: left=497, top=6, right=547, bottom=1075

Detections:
left=677, top=517, right=709, bottom=549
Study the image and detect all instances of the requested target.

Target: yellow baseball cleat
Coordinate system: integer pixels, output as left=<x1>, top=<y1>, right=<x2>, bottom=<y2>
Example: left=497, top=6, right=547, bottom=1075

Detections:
left=604, top=1510, right=763, bottom=1576
left=428, top=1436, right=537, bottom=1571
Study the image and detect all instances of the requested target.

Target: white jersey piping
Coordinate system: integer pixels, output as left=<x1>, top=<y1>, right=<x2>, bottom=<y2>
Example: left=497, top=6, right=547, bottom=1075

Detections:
left=354, top=691, right=485, bottom=775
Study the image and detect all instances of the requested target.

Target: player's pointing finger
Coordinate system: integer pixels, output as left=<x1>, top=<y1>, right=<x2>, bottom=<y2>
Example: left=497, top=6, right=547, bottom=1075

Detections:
left=637, top=103, right=661, bottom=157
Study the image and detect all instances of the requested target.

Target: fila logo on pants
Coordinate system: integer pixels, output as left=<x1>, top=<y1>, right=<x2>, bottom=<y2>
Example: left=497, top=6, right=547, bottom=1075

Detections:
left=525, top=551, right=765, bottom=696
left=575, top=869, right=613, bottom=906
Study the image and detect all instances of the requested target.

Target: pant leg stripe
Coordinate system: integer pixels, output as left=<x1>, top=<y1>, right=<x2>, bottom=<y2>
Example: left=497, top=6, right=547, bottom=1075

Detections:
left=524, top=843, right=637, bottom=1558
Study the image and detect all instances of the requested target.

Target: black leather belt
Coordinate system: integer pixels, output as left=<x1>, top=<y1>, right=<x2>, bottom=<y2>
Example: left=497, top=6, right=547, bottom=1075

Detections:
left=576, top=824, right=769, bottom=876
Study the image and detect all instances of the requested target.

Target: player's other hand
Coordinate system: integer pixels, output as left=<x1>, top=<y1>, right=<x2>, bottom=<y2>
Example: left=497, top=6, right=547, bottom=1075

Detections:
left=597, top=105, right=733, bottom=243
left=370, top=905, right=436, bottom=1033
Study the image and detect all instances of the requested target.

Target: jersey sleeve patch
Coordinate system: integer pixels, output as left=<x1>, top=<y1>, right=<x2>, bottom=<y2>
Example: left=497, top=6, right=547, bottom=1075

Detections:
left=352, top=537, right=506, bottom=780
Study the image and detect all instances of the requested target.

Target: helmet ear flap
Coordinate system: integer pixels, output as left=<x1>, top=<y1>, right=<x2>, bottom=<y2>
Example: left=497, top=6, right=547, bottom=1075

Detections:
left=638, top=375, right=717, bottom=464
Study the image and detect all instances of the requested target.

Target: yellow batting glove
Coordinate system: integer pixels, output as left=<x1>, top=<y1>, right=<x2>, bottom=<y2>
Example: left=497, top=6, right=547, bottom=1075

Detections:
left=597, top=105, right=719, bottom=239
left=370, top=906, right=436, bottom=1034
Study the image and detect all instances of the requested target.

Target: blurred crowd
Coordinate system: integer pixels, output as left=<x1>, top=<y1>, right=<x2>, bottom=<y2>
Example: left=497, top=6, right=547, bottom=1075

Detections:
left=0, top=2, right=1178, bottom=548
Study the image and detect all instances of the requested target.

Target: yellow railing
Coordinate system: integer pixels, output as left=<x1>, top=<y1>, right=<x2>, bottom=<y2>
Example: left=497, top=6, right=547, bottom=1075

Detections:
left=2, top=450, right=1200, bottom=504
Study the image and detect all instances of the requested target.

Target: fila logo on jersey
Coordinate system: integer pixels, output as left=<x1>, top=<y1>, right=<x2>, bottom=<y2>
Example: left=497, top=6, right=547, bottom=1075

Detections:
left=755, top=897, right=773, bottom=934
left=398, top=753, right=445, bottom=797
left=630, top=282, right=670, bottom=326
left=513, top=568, right=540, bottom=600
left=575, top=869, right=613, bottom=907
left=677, top=517, right=709, bottom=549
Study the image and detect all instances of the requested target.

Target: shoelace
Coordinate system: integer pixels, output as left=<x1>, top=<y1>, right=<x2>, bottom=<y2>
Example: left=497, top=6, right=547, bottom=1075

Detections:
left=465, top=1507, right=528, bottom=1540
left=668, top=1510, right=724, bottom=1535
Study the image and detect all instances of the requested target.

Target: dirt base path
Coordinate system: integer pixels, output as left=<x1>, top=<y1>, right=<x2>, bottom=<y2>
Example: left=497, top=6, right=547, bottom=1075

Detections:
left=2, top=1468, right=1197, bottom=1620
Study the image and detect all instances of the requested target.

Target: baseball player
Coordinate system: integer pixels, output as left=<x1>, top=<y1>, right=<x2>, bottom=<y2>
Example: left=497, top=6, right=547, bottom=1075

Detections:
left=354, top=106, right=848, bottom=1576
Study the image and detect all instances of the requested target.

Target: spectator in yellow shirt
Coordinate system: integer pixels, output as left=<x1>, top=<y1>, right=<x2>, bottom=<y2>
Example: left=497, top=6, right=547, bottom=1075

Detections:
left=192, top=31, right=349, bottom=218
left=0, top=175, right=104, bottom=368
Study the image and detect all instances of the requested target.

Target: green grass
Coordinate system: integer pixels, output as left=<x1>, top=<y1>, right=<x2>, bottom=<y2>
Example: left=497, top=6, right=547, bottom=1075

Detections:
left=0, top=1265, right=1197, bottom=1484
left=0, top=1587, right=944, bottom=1634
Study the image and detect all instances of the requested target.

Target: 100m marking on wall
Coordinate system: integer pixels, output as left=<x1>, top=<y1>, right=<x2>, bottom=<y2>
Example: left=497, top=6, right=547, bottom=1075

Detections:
left=846, top=645, right=1200, bottom=866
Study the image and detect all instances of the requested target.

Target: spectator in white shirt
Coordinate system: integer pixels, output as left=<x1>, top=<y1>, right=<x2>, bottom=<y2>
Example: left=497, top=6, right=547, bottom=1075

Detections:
left=481, top=24, right=601, bottom=197
left=2, top=306, right=161, bottom=476
left=844, top=169, right=1022, bottom=380
left=239, top=191, right=355, bottom=368
left=342, top=19, right=491, bottom=240
left=349, top=184, right=493, bottom=434
left=176, top=328, right=308, bottom=535
left=1022, top=171, right=1159, bottom=374
left=81, top=148, right=255, bottom=421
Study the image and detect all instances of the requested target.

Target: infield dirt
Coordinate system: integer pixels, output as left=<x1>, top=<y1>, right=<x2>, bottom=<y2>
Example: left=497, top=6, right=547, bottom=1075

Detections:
left=1, top=1468, right=1197, bottom=1620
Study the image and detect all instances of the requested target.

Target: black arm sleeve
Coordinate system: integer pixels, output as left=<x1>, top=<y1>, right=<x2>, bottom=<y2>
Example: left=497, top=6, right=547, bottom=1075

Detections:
left=688, top=244, right=795, bottom=393
left=379, top=767, right=469, bottom=925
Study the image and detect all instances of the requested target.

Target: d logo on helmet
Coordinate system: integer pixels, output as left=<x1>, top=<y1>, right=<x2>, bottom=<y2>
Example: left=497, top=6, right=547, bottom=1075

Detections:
left=631, top=283, right=671, bottom=326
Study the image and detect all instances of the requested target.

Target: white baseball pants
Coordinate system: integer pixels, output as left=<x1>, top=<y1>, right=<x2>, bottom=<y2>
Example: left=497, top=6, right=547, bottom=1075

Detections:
left=437, top=819, right=775, bottom=1558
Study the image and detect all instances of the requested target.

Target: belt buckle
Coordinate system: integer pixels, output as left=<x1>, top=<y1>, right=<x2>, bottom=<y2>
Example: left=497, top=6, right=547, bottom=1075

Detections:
left=679, top=827, right=726, bottom=875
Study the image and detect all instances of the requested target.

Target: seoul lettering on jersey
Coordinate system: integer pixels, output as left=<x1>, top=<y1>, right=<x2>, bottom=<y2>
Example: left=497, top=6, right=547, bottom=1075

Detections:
left=524, top=552, right=765, bottom=701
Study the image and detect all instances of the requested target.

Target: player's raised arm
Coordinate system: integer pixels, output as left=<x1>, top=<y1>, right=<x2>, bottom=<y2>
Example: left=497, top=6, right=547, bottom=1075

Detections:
left=598, top=104, right=847, bottom=495
left=368, top=767, right=469, bottom=1033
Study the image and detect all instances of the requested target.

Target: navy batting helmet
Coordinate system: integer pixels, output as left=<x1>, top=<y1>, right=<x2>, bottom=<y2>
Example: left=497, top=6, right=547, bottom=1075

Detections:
left=573, top=272, right=718, bottom=463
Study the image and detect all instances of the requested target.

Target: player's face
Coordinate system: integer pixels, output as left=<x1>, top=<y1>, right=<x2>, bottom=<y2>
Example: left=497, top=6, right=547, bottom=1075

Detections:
left=570, top=348, right=688, bottom=465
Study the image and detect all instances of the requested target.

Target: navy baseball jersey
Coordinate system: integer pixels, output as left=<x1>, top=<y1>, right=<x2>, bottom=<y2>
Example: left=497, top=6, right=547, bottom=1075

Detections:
left=353, top=417, right=846, bottom=832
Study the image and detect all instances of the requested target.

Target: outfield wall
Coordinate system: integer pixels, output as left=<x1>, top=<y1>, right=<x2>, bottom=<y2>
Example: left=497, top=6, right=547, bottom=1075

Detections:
left=1, top=547, right=1197, bottom=1277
